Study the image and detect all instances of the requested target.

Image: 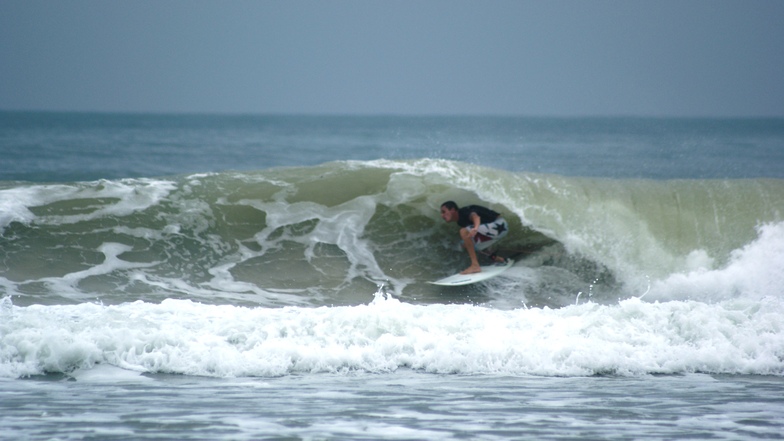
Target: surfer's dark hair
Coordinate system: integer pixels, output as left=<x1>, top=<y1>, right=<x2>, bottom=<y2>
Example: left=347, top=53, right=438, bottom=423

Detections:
left=441, top=201, right=459, bottom=210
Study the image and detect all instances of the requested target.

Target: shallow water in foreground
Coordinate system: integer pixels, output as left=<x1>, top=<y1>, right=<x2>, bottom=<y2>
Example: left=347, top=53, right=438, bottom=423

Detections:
left=3, top=369, right=783, bottom=440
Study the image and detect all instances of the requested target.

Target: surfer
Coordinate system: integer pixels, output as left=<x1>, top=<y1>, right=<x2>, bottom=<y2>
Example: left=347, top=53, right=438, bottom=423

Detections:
left=440, top=201, right=509, bottom=274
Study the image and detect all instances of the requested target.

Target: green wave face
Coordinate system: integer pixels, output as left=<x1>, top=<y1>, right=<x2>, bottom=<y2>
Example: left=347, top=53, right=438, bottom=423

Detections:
left=2, top=159, right=783, bottom=308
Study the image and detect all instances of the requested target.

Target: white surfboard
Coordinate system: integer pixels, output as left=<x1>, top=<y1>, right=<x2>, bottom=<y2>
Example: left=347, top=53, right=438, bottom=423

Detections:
left=429, top=259, right=514, bottom=286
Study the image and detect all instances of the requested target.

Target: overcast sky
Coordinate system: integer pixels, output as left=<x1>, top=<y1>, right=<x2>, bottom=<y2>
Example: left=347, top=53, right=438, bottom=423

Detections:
left=1, top=0, right=782, bottom=117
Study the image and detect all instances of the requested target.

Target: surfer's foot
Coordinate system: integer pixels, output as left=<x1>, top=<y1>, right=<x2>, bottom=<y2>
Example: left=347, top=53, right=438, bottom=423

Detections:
left=489, top=253, right=507, bottom=264
left=460, top=264, right=482, bottom=275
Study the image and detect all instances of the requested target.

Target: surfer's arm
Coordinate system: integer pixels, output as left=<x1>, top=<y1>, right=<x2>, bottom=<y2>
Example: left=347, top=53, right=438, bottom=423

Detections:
left=468, top=212, right=481, bottom=237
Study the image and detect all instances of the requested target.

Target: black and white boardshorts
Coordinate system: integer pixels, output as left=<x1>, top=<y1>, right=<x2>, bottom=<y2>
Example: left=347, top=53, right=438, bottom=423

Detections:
left=466, top=217, right=509, bottom=251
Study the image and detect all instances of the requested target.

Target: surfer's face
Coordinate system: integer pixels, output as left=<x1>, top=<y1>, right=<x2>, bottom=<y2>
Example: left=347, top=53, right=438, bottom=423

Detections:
left=440, top=206, right=457, bottom=223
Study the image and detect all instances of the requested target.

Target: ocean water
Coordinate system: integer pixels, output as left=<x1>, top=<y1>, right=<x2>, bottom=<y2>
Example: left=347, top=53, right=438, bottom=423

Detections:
left=1, top=112, right=783, bottom=439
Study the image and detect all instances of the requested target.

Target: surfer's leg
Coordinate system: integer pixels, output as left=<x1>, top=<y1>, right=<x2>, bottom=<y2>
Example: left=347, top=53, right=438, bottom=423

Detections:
left=474, top=218, right=509, bottom=263
left=476, top=249, right=507, bottom=264
left=459, top=227, right=482, bottom=274
left=474, top=219, right=507, bottom=245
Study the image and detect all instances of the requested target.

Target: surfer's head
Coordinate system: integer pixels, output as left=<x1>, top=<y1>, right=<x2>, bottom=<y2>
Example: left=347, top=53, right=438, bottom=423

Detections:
left=440, top=201, right=459, bottom=223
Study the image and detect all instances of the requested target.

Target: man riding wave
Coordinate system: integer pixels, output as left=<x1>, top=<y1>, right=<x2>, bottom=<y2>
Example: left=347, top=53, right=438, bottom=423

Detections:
left=440, top=201, right=509, bottom=274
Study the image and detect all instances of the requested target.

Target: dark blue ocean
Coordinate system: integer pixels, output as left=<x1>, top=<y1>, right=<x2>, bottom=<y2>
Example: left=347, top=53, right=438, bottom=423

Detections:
left=1, top=112, right=783, bottom=440
left=4, top=113, right=783, bottom=182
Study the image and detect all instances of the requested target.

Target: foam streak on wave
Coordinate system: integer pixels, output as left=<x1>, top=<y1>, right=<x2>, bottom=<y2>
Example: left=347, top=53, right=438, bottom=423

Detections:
left=0, top=178, right=177, bottom=232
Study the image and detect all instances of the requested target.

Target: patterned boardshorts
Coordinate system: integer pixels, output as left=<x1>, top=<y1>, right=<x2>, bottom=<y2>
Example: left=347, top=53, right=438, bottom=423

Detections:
left=466, top=217, right=509, bottom=251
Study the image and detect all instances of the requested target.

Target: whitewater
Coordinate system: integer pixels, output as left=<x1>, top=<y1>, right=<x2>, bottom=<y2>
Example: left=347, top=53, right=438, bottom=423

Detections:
left=1, top=113, right=783, bottom=439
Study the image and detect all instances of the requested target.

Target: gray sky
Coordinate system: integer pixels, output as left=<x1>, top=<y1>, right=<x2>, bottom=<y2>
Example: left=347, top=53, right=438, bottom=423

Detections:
left=1, top=0, right=783, bottom=117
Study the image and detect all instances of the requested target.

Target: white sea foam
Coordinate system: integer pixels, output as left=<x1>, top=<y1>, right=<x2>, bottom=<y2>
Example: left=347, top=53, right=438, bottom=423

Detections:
left=2, top=289, right=782, bottom=379
left=644, top=222, right=784, bottom=302
left=0, top=179, right=177, bottom=231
